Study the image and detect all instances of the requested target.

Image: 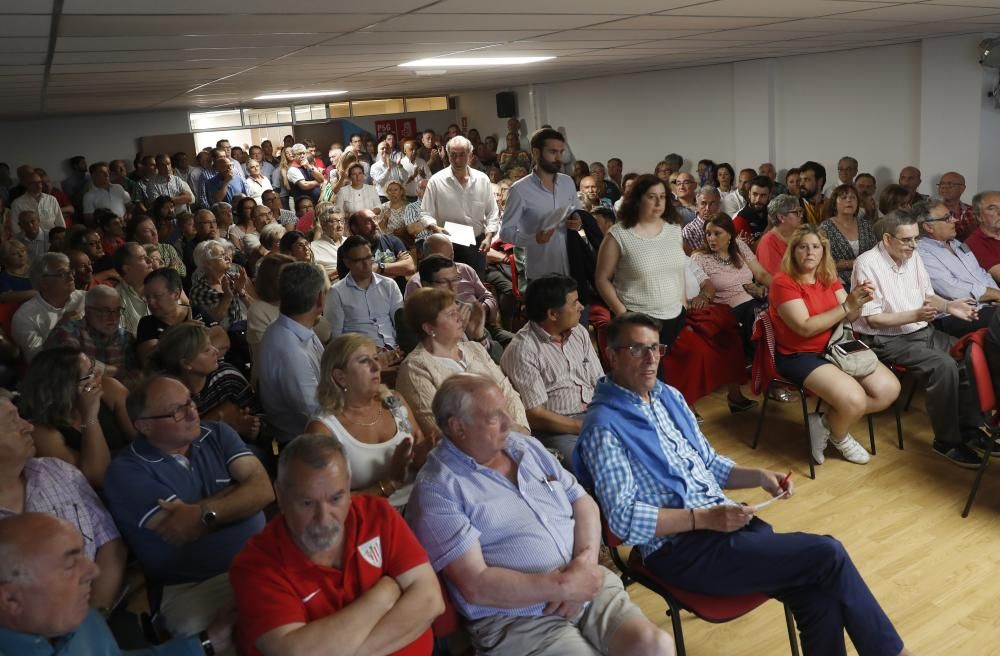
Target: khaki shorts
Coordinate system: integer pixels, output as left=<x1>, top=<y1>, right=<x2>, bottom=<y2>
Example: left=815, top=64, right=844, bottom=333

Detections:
left=466, top=567, right=646, bottom=656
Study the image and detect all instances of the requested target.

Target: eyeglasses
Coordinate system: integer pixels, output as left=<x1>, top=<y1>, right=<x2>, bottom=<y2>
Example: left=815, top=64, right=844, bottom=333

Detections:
left=432, top=276, right=460, bottom=286
left=139, top=398, right=197, bottom=422
left=347, top=255, right=374, bottom=264
left=615, top=343, right=668, bottom=358
left=888, top=234, right=918, bottom=246
left=937, top=182, right=965, bottom=188
left=675, top=180, right=695, bottom=187
left=43, top=269, right=73, bottom=280
left=89, top=306, right=122, bottom=318
left=782, top=209, right=804, bottom=216
left=922, top=212, right=955, bottom=223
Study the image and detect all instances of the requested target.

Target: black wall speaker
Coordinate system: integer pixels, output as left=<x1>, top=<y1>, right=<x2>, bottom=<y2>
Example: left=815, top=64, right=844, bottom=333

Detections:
left=496, top=92, right=517, bottom=118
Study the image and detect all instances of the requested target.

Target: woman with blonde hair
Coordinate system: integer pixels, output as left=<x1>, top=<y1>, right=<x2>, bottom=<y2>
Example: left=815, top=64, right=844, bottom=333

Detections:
left=305, top=333, right=426, bottom=506
left=769, top=224, right=899, bottom=466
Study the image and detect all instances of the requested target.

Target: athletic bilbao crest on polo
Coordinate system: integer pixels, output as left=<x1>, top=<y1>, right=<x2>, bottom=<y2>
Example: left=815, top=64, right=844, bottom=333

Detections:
left=358, top=536, right=383, bottom=568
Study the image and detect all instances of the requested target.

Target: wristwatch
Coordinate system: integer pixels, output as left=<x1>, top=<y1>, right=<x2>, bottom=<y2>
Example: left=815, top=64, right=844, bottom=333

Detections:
left=378, top=261, right=386, bottom=274
left=199, top=630, right=216, bottom=656
left=200, top=507, right=218, bottom=528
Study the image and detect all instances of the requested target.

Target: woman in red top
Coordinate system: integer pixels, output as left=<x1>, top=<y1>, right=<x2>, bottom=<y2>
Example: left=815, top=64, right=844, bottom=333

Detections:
left=770, top=225, right=900, bottom=466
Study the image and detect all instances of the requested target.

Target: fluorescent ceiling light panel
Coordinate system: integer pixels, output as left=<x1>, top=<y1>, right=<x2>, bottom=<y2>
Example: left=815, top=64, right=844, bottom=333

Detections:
left=399, top=56, right=554, bottom=67
left=253, top=90, right=347, bottom=100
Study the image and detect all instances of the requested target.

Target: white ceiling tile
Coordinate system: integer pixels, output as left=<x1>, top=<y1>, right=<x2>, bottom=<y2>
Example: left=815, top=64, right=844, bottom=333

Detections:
left=371, top=14, right=627, bottom=31
left=922, top=0, right=1000, bottom=6
left=663, top=0, right=892, bottom=18
left=595, top=15, right=788, bottom=30
left=747, top=17, right=915, bottom=31
left=0, top=15, right=51, bottom=37
left=58, top=14, right=384, bottom=37
left=56, top=34, right=331, bottom=51
left=63, top=0, right=426, bottom=13
left=0, top=65, right=45, bottom=75
left=421, top=0, right=698, bottom=13
left=52, top=50, right=268, bottom=64
left=843, top=3, right=1000, bottom=20
left=335, top=30, right=545, bottom=44
left=0, top=53, right=47, bottom=65
left=0, top=1, right=51, bottom=11
left=0, top=37, right=49, bottom=53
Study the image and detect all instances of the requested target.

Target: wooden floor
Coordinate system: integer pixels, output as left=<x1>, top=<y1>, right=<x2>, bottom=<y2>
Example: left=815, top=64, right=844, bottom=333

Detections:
left=624, top=386, right=1000, bottom=656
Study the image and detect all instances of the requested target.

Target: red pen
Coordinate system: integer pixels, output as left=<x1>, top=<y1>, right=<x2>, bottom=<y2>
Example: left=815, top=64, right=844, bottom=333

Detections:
left=779, top=470, right=793, bottom=492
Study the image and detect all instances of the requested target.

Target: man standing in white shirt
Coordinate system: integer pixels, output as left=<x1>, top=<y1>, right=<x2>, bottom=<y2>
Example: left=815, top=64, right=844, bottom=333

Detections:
left=82, top=162, right=131, bottom=223
left=421, top=136, right=500, bottom=277
left=370, top=140, right=407, bottom=201
left=400, top=139, right=431, bottom=201
left=9, top=172, right=63, bottom=239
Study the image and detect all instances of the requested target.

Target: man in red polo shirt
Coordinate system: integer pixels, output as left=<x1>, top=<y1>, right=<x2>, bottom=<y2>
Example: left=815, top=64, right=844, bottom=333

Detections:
left=965, top=190, right=1000, bottom=284
left=230, top=433, right=443, bottom=656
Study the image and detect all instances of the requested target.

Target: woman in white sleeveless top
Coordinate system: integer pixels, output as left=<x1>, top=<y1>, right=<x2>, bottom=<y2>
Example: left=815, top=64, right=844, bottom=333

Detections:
left=306, top=333, right=428, bottom=508
left=596, top=173, right=688, bottom=346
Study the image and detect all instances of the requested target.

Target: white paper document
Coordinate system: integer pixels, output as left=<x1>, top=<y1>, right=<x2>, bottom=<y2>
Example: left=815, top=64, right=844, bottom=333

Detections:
left=444, top=221, right=477, bottom=247
left=752, top=490, right=790, bottom=511
left=538, top=206, right=573, bottom=233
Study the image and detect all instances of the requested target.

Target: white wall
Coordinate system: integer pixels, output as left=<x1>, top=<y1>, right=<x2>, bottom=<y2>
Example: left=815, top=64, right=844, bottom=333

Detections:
left=773, top=42, right=922, bottom=191
left=2, top=109, right=190, bottom=182
left=455, top=86, right=531, bottom=143
left=0, top=107, right=461, bottom=187
left=454, top=35, right=995, bottom=201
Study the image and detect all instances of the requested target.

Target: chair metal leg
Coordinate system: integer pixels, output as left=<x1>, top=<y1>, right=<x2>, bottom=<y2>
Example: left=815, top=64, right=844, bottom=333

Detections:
left=783, top=604, right=800, bottom=656
left=903, top=378, right=917, bottom=411
left=798, top=387, right=815, bottom=479
left=894, top=401, right=904, bottom=450
left=666, top=598, right=686, bottom=656
left=867, top=414, right=876, bottom=455
left=752, top=381, right=774, bottom=449
left=962, top=432, right=995, bottom=517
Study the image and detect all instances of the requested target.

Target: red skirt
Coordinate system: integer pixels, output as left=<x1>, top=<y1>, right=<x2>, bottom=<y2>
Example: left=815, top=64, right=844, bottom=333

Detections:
left=660, top=304, right=748, bottom=405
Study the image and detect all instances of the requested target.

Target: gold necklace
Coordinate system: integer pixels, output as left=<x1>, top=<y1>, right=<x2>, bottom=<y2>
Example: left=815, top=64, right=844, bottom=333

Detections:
left=346, top=401, right=382, bottom=427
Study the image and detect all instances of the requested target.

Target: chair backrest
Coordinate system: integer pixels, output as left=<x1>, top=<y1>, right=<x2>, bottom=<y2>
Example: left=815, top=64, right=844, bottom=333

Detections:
left=750, top=310, right=780, bottom=394
left=967, top=335, right=996, bottom=415
left=0, top=301, right=24, bottom=338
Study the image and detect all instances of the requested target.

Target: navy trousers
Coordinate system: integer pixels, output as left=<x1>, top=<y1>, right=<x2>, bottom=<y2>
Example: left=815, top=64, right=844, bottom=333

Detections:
left=643, top=518, right=904, bottom=656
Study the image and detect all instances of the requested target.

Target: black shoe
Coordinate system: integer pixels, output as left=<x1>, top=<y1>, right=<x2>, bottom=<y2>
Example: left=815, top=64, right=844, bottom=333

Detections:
left=728, top=398, right=759, bottom=414
left=933, top=441, right=982, bottom=469
left=964, top=432, right=1000, bottom=458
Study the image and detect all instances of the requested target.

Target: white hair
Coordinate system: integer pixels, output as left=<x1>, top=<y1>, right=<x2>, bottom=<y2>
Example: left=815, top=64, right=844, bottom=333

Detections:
left=85, top=284, right=118, bottom=307
left=446, top=135, right=473, bottom=154
left=192, top=238, right=229, bottom=270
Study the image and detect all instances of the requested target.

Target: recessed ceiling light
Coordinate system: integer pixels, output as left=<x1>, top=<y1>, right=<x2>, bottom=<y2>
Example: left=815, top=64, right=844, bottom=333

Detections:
left=399, top=56, right=555, bottom=67
left=253, top=90, right=348, bottom=100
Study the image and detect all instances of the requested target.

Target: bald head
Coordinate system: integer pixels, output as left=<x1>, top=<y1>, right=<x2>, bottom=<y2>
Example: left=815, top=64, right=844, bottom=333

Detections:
left=0, top=513, right=61, bottom=583
left=0, top=513, right=96, bottom=637
left=898, top=166, right=921, bottom=192
left=423, top=233, right=454, bottom=259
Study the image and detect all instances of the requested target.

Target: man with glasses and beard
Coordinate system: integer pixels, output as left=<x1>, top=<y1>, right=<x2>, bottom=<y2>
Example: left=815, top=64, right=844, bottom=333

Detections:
left=498, top=128, right=581, bottom=283
left=230, top=433, right=442, bottom=656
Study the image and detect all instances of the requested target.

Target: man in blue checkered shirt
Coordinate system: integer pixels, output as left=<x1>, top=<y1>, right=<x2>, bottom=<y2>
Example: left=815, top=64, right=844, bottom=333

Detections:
left=574, top=312, right=909, bottom=656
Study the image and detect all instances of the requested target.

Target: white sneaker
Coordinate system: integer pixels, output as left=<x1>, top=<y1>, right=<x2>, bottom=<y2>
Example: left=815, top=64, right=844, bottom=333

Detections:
left=807, top=413, right=829, bottom=464
left=830, top=433, right=871, bottom=464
